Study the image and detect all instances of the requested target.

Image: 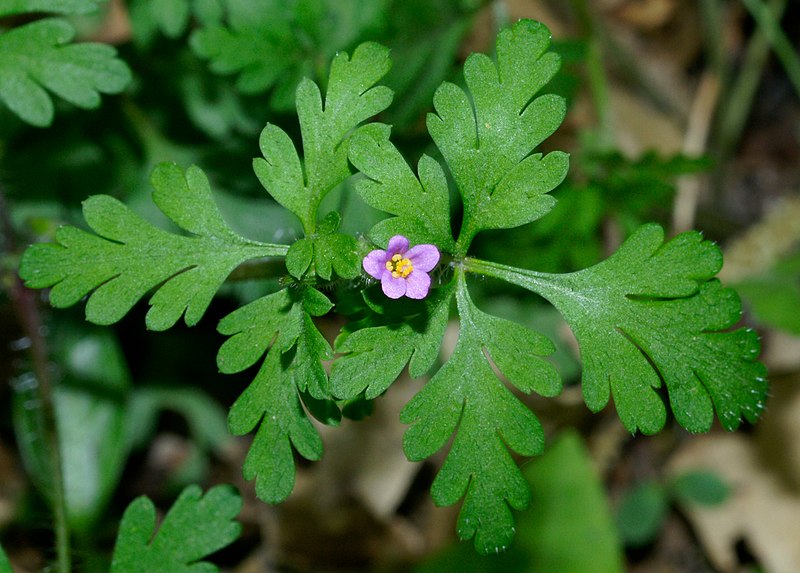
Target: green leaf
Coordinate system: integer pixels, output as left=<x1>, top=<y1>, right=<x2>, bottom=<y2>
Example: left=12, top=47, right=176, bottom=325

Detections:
left=413, top=433, right=624, bottom=572
left=0, top=545, right=10, bottom=573
left=12, top=324, right=131, bottom=534
left=382, top=1, right=472, bottom=128
left=348, top=122, right=454, bottom=250
left=427, top=19, right=568, bottom=253
left=56, top=327, right=132, bottom=534
left=127, top=386, right=231, bottom=454
left=190, top=0, right=389, bottom=109
left=734, top=250, right=800, bottom=334
left=128, top=0, right=193, bottom=43
left=285, top=238, right=314, bottom=279
left=311, top=212, right=361, bottom=280
left=0, top=18, right=131, bottom=126
left=331, top=283, right=453, bottom=400
left=0, top=0, right=102, bottom=16
left=521, top=431, right=625, bottom=572
left=401, top=269, right=561, bottom=554
left=467, top=224, right=768, bottom=434
left=670, top=470, right=729, bottom=506
left=19, top=163, right=288, bottom=330
left=56, top=384, right=129, bottom=533
left=110, top=484, right=242, bottom=573
left=217, top=286, right=338, bottom=503
left=253, top=41, right=392, bottom=235
left=616, top=480, right=668, bottom=547
left=189, top=0, right=298, bottom=94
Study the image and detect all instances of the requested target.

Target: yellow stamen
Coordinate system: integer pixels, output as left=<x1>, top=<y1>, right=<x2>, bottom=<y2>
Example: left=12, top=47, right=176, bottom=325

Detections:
left=386, top=253, right=414, bottom=279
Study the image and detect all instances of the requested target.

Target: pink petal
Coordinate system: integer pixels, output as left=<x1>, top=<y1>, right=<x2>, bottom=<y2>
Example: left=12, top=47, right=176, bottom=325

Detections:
left=381, top=272, right=407, bottom=299
left=406, top=244, right=440, bottom=273
left=386, top=235, right=409, bottom=255
left=363, top=249, right=388, bottom=280
left=405, top=271, right=431, bottom=299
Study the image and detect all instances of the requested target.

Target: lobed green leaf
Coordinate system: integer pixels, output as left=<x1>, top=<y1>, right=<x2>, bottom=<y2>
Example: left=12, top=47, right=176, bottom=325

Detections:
left=349, top=122, right=454, bottom=250
left=0, top=0, right=102, bottom=16
left=190, top=0, right=389, bottom=109
left=19, top=163, right=287, bottom=330
left=0, top=18, right=130, bottom=126
left=331, top=283, right=453, bottom=400
left=469, top=224, right=768, bottom=434
left=128, top=0, right=193, bottom=44
left=400, top=270, right=560, bottom=554
left=311, top=212, right=361, bottom=280
left=426, top=19, right=568, bottom=252
left=218, top=286, right=337, bottom=503
left=190, top=4, right=297, bottom=95
left=110, top=484, right=241, bottom=573
left=253, top=41, right=393, bottom=234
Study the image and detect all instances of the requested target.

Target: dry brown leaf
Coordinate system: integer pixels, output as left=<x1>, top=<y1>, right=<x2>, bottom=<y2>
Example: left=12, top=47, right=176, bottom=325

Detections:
left=613, top=0, right=678, bottom=30
left=610, top=85, right=684, bottom=156
left=720, top=195, right=800, bottom=283
left=668, top=434, right=800, bottom=573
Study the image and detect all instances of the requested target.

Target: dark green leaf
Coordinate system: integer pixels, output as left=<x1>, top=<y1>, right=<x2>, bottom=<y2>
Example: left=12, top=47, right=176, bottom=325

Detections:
left=0, top=545, right=10, bottom=573
left=190, top=0, right=389, bottom=108
left=218, top=286, right=337, bottom=503
left=428, top=19, right=568, bottom=251
left=110, top=485, right=241, bottom=573
left=670, top=470, right=730, bottom=506
left=127, top=386, right=231, bottom=454
left=383, top=5, right=472, bottom=128
left=616, top=481, right=668, bottom=547
left=522, top=431, right=625, bottom=572
left=401, top=269, right=560, bottom=554
left=189, top=1, right=287, bottom=89
left=56, top=327, right=131, bottom=533
left=12, top=325, right=131, bottom=534
left=349, top=123, right=454, bottom=249
left=129, top=0, right=191, bottom=44
left=252, top=41, right=393, bottom=234
left=468, top=224, right=768, bottom=434
left=0, top=0, right=101, bottom=16
left=19, top=163, right=288, bottom=330
left=0, top=18, right=130, bottom=126
left=734, top=250, right=800, bottom=334
left=331, top=283, right=453, bottom=399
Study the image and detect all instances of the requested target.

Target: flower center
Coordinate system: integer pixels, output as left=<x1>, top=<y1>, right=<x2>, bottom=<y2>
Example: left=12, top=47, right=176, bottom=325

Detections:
left=385, top=253, right=413, bottom=278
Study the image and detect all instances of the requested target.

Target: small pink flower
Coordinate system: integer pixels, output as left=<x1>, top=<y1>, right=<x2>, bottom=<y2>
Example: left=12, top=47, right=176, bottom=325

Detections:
left=362, top=235, right=440, bottom=299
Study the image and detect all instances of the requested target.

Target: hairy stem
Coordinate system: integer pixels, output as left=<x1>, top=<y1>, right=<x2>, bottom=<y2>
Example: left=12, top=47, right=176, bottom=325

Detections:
left=0, top=186, right=71, bottom=573
left=226, top=258, right=289, bottom=282
left=461, top=257, right=562, bottom=298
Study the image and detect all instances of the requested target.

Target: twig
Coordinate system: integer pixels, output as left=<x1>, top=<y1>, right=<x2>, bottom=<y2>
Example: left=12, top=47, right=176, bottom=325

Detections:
left=673, top=72, right=720, bottom=233
left=0, top=185, right=71, bottom=573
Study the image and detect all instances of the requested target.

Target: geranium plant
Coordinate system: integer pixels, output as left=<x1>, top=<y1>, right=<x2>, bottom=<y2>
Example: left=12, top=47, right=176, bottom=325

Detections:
left=5, top=10, right=767, bottom=568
